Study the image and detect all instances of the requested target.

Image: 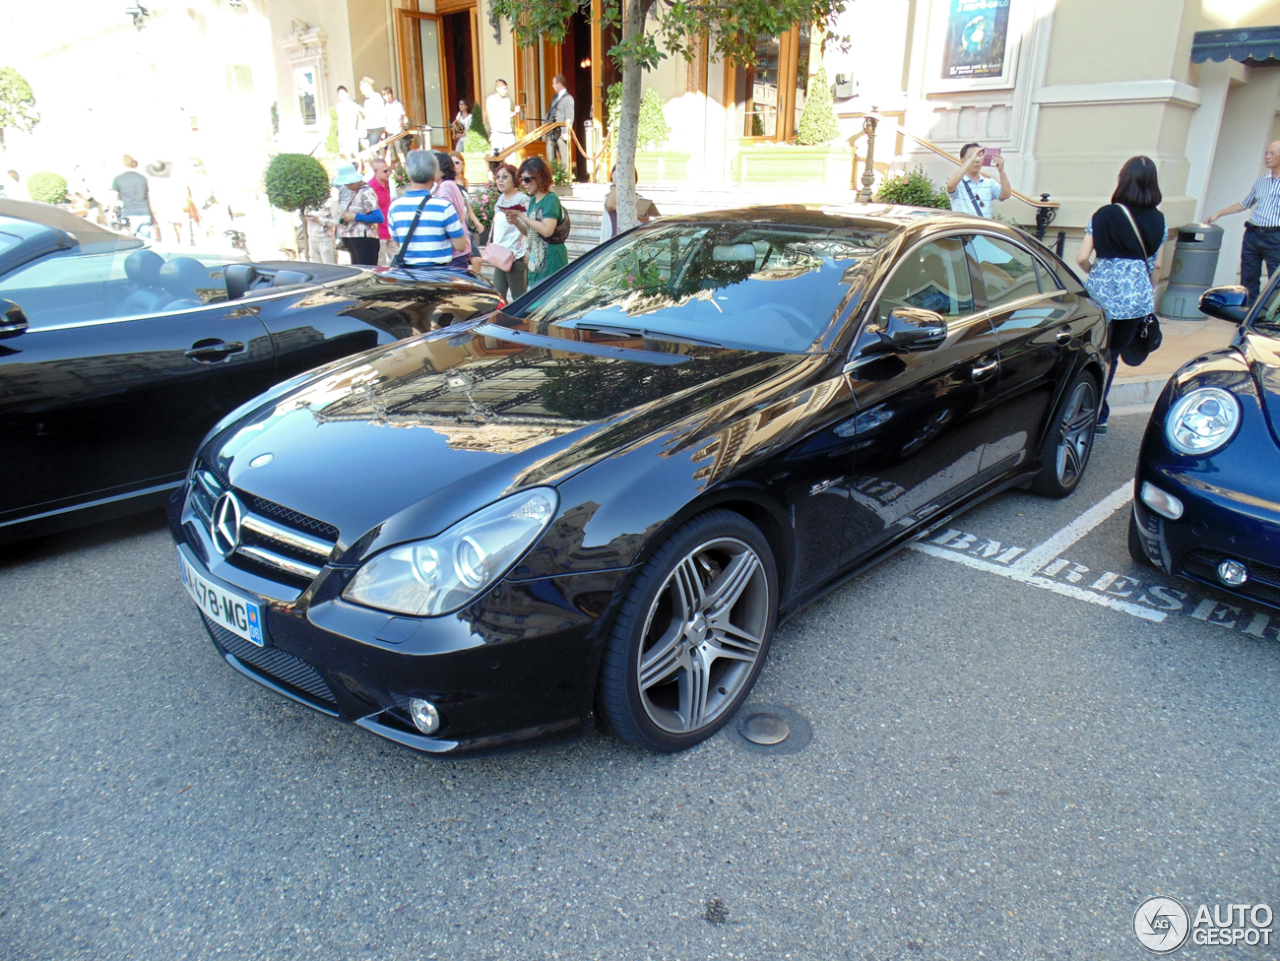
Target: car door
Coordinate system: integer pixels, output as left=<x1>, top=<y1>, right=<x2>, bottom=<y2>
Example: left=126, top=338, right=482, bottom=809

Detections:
left=969, top=234, right=1092, bottom=470
left=839, top=235, right=1003, bottom=566
left=0, top=250, right=276, bottom=524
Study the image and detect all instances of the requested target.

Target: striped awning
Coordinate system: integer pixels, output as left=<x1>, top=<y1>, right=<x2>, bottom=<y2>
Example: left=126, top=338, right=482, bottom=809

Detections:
left=1191, top=26, right=1280, bottom=66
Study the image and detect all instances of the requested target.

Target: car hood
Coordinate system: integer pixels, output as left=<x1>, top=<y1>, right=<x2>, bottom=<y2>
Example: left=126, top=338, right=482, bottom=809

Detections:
left=205, top=317, right=801, bottom=556
left=1242, top=328, right=1280, bottom=448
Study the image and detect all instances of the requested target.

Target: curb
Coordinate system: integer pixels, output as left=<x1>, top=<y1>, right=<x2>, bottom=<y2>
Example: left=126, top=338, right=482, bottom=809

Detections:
left=1109, top=373, right=1171, bottom=408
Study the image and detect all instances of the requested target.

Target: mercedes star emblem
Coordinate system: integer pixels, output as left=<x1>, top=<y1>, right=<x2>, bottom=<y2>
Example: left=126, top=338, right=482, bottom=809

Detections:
left=249, top=453, right=274, bottom=469
left=211, top=492, right=244, bottom=557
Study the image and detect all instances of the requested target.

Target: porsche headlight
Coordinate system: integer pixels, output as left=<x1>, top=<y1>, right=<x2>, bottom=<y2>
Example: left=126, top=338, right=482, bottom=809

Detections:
left=1165, top=387, right=1241, bottom=456
left=342, top=488, right=558, bottom=616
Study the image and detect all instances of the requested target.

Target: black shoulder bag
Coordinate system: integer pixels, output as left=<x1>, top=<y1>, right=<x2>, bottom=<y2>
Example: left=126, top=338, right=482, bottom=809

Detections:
left=1116, top=204, right=1163, bottom=367
left=390, top=193, right=432, bottom=269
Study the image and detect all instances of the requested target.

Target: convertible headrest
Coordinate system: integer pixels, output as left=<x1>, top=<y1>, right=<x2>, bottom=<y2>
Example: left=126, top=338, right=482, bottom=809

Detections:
left=124, top=249, right=166, bottom=288
left=270, top=269, right=311, bottom=288
left=158, top=256, right=216, bottom=301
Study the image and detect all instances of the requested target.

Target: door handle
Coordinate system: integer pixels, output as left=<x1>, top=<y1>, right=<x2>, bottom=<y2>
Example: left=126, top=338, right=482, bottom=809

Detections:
left=185, top=339, right=245, bottom=362
left=1055, top=325, right=1073, bottom=345
left=971, top=357, right=999, bottom=382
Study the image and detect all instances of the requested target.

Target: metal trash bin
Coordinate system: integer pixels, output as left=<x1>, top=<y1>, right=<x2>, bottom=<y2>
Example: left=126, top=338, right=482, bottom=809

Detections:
left=1161, top=224, right=1224, bottom=320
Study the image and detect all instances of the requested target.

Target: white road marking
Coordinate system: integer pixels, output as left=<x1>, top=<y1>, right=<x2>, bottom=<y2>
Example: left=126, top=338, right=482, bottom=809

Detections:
left=1011, top=482, right=1135, bottom=575
left=910, top=541, right=1166, bottom=622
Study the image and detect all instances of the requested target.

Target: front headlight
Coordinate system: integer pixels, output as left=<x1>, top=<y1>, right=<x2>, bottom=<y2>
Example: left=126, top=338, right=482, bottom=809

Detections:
left=342, top=488, right=558, bottom=616
left=1165, top=387, right=1241, bottom=455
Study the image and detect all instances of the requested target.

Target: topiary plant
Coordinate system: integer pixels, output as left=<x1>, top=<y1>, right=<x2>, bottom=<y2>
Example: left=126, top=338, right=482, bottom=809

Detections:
left=463, top=110, right=490, bottom=154
left=26, top=170, right=66, bottom=204
left=636, top=88, right=670, bottom=150
left=263, top=153, right=331, bottom=259
left=550, top=159, right=572, bottom=186
left=875, top=165, right=951, bottom=209
left=795, top=66, right=840, bottom=145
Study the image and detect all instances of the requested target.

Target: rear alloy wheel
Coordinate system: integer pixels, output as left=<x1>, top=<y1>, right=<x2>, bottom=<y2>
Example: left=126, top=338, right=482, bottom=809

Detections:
left=1031, top=370, right=1099, bottom=498
left=598, top=510, right=778, bottom=752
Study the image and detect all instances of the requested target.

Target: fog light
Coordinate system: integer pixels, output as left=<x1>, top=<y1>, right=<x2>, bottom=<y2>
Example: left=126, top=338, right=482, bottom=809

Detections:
left=1217, top=559, right=1249, bottom=587
left=408, top=698, right=440, bottom=734
left=1140, top=481, right=1184, bottom=520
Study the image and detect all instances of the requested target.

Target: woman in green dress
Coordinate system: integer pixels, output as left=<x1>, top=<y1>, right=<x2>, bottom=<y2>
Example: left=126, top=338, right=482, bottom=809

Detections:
left=504, top=157, right=568, bottom=286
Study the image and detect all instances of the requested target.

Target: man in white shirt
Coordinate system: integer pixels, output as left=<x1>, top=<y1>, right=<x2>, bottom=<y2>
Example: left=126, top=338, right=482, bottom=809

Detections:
left=946, top=143, right=1011, bottom=218
left=359, top=77, right=386, bottom=152
left=485, top=79, right=520, bottom=155
left=334, top=86, right=363, bottom=158
left=381, top=86, right=409, bottom=161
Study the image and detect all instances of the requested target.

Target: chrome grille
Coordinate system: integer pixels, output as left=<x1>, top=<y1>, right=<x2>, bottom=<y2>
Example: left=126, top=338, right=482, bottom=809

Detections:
left=188, top=464, right=337, bottom=585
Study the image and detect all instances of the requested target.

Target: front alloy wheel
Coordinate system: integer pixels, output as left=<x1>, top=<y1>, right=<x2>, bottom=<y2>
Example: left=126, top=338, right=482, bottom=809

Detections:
left=598, top=510, right=777, bottom=751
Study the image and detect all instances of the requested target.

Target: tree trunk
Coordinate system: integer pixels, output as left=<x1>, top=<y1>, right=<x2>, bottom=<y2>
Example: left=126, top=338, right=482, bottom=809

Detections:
left=614, top=0, right=644, bottom=233
left=300, top=207, right=311, bottom=261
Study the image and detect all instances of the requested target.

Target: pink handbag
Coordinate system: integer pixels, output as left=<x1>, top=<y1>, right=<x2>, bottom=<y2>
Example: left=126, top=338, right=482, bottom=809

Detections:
left=482, top=242, right=516, bottom=272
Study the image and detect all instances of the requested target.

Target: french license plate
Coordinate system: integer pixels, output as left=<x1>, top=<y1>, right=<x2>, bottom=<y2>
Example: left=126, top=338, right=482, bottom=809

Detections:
left=177, top=548, right=266, bottom=647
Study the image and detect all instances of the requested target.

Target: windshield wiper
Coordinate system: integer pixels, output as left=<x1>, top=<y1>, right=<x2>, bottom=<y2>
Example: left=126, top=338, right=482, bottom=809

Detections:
left=573, top=323, right=725, bottom=349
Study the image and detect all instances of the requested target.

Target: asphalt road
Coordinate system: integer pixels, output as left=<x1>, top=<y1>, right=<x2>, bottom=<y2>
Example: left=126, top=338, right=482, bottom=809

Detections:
left=2, top=410, right=1276, bottom=961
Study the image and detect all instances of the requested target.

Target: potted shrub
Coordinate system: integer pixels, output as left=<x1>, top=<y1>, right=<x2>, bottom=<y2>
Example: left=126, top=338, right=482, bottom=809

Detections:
left=875, top=166, right=951, bottom=209
left=735, top=67, right=852, bottom=186
left=463, top=112, right=492, bottom=182
left=26, top=170, right=67, bottom=205
left=610, top=84, right=691, bottom=183
left=263, top=153, right=332, bottom=260
left=550, top=159, right=573, bottom=197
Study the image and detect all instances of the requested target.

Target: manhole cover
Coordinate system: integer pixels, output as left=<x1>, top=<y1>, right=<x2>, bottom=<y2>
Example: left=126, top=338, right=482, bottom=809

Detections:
left=740, top=712, right=791, bottom=745
left=723, top=703, right=812, bottom=755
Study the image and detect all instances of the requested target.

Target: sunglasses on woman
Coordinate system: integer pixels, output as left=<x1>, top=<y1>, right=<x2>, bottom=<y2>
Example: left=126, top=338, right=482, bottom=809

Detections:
left=520, top=175, right=534, bottom=183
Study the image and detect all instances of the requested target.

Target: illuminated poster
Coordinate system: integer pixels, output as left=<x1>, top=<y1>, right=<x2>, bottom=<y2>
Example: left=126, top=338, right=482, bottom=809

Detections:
left=941, top=0, right=1011, bottom=80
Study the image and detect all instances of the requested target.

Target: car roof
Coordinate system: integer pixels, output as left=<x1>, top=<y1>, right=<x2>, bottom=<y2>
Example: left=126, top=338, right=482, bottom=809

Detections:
left=665, top=203, right=950, bottom=233
left=0, top=200, right=135, bottom=247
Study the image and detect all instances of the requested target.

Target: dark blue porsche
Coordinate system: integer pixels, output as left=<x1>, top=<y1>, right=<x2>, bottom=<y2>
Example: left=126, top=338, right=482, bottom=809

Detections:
left=1131, top=273, right=1280, bottom=608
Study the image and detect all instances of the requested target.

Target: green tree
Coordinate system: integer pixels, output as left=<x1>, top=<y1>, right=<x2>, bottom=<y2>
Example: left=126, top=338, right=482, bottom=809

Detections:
left=26, top=171, right=66, bottom=204
left=487, top=0, right=848, bottom=231
left=263, top=153, right=331, bottom=259
left=463, top=109, right=491, bottom=153
left=325, top=108, right=339, bottom=154
left=795, top=66, right=840, bottom=145
left=0, top=66, right=39, bottom=151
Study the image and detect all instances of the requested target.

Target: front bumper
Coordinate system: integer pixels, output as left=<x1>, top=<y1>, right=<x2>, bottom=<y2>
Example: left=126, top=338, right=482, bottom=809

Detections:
left=1134, top=395, right=1280, bottom=609
left=169, top=491, right=631, bottom=756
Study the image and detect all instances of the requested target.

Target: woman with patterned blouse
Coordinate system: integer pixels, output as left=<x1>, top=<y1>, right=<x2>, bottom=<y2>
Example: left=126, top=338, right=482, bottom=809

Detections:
left=333, top=164, right=384, bottom=266
left=1075, top=156, right=1165, bottom=432
left=504, top=157, right=568, bottom=287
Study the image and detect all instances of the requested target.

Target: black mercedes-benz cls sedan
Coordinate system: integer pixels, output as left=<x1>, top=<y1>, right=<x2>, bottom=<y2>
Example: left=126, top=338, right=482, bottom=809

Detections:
left=0, top=200, right=500, bottom=545
left=170, top=205, right=1107, bottom=754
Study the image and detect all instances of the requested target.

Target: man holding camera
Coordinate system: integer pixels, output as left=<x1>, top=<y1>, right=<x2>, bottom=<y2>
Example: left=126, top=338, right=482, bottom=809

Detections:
left=947, top=143, right=1011, bottom=218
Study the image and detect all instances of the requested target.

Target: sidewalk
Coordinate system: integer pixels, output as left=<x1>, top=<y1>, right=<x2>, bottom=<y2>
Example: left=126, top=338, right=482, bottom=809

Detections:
left=1108, top=316, right=1239, bottom=408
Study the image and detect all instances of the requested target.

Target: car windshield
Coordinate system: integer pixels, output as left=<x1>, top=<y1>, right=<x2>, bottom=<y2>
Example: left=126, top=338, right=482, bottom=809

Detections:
left=513, top=222, right=887, bottom=353
left=1251, top=282, right=1280, bottom=335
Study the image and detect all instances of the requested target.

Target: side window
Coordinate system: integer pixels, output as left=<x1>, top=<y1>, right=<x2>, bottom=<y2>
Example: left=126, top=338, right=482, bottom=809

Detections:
left=1032, top=257, right=1061, bottom=291
left=970, top=236, right=1041, bottom=307
left=877, top=238, right=975, bottom=321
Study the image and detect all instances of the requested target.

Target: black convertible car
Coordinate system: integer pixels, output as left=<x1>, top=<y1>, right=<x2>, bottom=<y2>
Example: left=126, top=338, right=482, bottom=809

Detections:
left=1131, top=274, right=1280, bottom=607
left=170, top=206, right=1107, bottom=755
left=0, top=201, right=500, bottom=544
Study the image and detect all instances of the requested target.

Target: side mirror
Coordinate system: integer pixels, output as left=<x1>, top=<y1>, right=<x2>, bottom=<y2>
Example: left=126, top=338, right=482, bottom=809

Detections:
left=1199, top=286, right=1249, bottom=324
left=0, top=299, right=28, bottom=339
left=884, top=307, right=947, bottom=351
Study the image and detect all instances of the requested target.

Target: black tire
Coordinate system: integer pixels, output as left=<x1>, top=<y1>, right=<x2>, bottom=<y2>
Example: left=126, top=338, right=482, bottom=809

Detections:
left=1030, top=369, right=1100, bottom=498
left=1128, top=509, right=1153, bottom=566
left=597, top=509, right=779, bottom=752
